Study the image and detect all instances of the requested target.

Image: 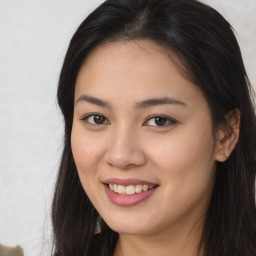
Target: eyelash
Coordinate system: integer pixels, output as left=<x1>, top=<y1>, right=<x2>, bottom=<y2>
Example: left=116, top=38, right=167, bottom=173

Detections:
left=80, top=113, right=110, bottom=125
left=144, top=114, right=177, bottom=127
left=80, top=113, right=177, bottom=128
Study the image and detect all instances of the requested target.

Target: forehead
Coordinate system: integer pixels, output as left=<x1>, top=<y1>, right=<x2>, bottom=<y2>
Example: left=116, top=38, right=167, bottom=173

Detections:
left=80, top=40, right=181, bottom=77
left=75, top=39, right=205, bottom=108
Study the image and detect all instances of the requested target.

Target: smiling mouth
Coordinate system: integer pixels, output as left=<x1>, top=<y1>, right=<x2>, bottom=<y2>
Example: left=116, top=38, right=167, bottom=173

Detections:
left=105, top=183, right=158, bottom=195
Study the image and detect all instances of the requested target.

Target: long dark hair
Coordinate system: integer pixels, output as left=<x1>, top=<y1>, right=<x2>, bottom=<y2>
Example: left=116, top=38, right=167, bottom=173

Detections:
left=52, top=0, right=256, bottom=255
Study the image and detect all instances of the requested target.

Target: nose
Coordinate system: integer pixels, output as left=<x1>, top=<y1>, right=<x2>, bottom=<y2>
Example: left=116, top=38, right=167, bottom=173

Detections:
left=104, top=127, right=147, bottom=170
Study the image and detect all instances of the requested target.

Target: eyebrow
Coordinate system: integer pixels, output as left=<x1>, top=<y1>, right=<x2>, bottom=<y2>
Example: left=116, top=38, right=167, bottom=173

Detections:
left=76, top=94, right=187, bottom=109
left=135, top=97, right=187, bottom=109
left=76, top=94, right=112, bottom=108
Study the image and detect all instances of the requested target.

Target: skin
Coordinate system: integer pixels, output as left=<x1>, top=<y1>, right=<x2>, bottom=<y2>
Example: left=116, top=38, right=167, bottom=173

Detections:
left=71, top=40, right=240, bottom=256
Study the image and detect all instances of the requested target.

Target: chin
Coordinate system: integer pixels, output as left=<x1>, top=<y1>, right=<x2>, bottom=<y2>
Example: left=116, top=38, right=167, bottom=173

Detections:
left=102, top=214, right=156, bottom=235
left=109, top=224, right=151, bottom=235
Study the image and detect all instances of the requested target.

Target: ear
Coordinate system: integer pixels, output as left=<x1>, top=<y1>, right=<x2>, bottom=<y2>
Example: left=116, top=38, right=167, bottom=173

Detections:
left=214, top=109, right=240, bottom=162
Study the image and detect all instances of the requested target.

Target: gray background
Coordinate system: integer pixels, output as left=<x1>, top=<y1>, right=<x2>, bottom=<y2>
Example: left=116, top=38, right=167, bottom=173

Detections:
left=0, top=0, right=255, bottom=255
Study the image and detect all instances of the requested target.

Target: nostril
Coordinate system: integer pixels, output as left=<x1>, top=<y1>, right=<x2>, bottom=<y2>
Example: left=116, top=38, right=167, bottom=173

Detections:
left=104, top=146, right=147, bottom=169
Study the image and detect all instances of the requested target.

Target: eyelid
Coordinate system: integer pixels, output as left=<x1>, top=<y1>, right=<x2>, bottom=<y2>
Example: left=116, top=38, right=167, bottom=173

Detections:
left=143, top=114, right=177, bottom=127
left=80, top=113, right=176, bottom=127
left=80, top=113, right=110, bottom=124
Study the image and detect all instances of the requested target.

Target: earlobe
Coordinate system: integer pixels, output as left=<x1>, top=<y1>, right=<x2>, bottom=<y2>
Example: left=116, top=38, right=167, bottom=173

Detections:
left=215, top=109, right=240, bottom=162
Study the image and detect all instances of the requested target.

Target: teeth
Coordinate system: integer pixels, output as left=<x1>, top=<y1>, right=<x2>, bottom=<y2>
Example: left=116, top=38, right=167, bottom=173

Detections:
left=135, top=184, right=142, bottom=193
left=143, top=185, right=149, bottom=191
left=113, top=184, right=118, bottom=193
left=108, top=184, right=155, bottom=195
left=118, top=185, right=126, bottom=194
left=126, top=185, right=135, bottom=195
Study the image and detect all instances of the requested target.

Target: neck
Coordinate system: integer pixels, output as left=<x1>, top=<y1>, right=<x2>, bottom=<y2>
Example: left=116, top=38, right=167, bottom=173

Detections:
left=114, top=217, right=205, bottom=256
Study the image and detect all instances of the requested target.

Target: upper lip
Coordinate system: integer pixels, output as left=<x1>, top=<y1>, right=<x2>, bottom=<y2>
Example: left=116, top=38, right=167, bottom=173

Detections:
left=103, top=178, right=158, bottom=186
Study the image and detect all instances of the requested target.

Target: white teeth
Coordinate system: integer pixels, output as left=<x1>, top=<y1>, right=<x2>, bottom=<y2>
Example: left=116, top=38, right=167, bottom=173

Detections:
left=108, top=183, right=155, bottom=195
left=113, top=184, right=118, bottom=193
left=135, top=184, right=143, bottom=193
left=117, top=185, right=126, bottom=194
left=126, top=185, right=135, bottom=195
left=143, top=185, right=149, bottom=191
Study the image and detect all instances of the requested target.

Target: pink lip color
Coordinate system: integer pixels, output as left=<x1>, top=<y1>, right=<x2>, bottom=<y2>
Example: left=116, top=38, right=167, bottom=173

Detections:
left=103, top=178, right=156, bottom=186
left=104, top=184, right=158, bottom=207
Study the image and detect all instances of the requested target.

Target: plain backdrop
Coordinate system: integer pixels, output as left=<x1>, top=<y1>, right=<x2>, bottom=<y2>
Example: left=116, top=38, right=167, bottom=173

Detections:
left=0, top=1, right=255, bottom=255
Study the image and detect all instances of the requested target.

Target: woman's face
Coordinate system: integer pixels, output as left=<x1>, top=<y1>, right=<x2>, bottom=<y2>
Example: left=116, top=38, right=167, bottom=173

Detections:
left=71, top=40, right=220, bottom=236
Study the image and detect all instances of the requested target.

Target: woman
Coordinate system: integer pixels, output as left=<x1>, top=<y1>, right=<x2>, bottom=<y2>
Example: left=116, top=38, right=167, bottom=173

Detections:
left=51, top=0, right=256, bottom=255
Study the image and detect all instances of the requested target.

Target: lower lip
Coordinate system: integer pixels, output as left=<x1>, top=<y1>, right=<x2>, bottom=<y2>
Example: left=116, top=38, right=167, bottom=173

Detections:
left=104, top=184, right=158, bottom=207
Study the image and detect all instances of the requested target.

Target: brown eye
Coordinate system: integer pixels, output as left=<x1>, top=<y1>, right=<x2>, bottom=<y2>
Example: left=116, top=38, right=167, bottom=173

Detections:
left=145, top=115, right=176, bottom=127
left=82, top=114, right=109, bottom=125
left=93, top=115, right=106, bottom=124
left=155, top=116, right=167, bottom=126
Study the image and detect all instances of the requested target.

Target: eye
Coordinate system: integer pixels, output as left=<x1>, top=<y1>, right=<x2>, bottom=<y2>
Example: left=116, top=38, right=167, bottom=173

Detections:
left=81, top=114, right=110, bottom=125
left=144, top=115, right=176, bottom=127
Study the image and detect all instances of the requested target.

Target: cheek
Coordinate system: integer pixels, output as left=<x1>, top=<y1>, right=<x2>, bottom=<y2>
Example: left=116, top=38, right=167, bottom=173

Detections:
left=71, top=127, right=108, bottom=207
left=150, top=130, right=214, bottom=172
left=147, top=125, right=216, bottom=205
left=70, top=126, right=107, bottom=196
left=71, top=127, right=104, bottom=170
